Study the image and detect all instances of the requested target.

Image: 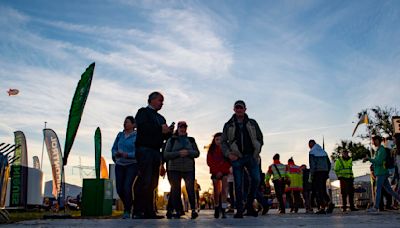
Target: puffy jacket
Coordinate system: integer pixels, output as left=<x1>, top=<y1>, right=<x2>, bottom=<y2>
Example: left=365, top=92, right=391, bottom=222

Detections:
left=164, top=135, right=200, bottom=172
left=309, top=144, right=331, bottom=175
left=286, top=164, right=303, bottom=192
left=221, top=114, right=263, bottom=159
left=334, top=157, right=353, bottom=179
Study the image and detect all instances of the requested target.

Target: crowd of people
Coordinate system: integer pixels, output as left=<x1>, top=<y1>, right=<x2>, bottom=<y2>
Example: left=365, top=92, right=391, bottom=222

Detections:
left=111, top=91, right=400, bottom=219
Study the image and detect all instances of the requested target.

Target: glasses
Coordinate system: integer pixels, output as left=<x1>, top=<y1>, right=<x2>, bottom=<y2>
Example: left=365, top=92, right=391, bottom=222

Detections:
left=178, top=125, right=187, bottom=128
left=234, top=105, right=244, bottom=109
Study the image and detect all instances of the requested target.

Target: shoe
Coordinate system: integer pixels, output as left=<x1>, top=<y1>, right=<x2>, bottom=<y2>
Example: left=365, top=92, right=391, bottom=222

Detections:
left=234, top=211, right=243, bottom=218
left=214, top=206, right=220, bottom=218
left=326, top=203, right=334, bottom=213
left=252, top=199, right=259, bottom=212
left=367, top=207, right=378, bottom=213
left=166, top=211, right=172, bottom=219
left=191, top=211, right=198, bottom=219
left=342, top=208, right=347, bottom=212
left=350, top=207, right=359, bottom=212
left=122, top=212, right=130, bottom=219
left=278, top=209, right=285, bottom=214
left=315, top=209, right=326, bottom=214
left=262, top=205, right=269, bottom=215
left=221, top=207, right=226, bottom=219
left=306, top=209, right=314, bottom=214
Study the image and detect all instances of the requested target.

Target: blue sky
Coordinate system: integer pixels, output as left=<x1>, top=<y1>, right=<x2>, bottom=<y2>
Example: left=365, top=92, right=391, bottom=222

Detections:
left=1, top=0, right=399, bottom=192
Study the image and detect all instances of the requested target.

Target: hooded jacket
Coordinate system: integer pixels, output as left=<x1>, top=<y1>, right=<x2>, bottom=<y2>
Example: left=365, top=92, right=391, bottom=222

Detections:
left=309, top=144, right=331, bottom=175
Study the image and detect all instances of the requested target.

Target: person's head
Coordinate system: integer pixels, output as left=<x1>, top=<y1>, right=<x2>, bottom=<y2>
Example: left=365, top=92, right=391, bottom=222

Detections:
left=233, top=100, right=246, bottom=118
left=288, top=157, right=294, bottom=165
left=384, top=136, right=395, bottom=149
left=308, top=139, right=316, bottom=149
left=372, top=135, right=382, bottom=147
left=147, top=91, right=164, bottom=111
left=341, top=150, right=349, bottom=159
left=300, top=164, right=307, bottom=169
left=124, top=116, right=135, bottom=131
left=177, top=121, right=188, bottom=136
left=208, top=132, right=222, bottom=154
left=273, top=153, right=280, bottom=161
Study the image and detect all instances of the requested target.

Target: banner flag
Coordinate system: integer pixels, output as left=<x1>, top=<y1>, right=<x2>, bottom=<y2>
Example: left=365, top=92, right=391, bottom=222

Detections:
left=43, top=129, right=63, bottom=198
left=32, top=156, right=40, bottom=170
left=95, top=127, right=101, bottom=179
left=63, top=62, right=95, bottom=166
left=352, top=114, right=369, bottom=137
left=10, top=131, right=28, bottom=207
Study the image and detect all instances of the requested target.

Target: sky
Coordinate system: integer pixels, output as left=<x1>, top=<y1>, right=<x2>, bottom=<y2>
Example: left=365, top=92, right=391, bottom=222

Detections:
left=1, top=0, right=399, bottom=194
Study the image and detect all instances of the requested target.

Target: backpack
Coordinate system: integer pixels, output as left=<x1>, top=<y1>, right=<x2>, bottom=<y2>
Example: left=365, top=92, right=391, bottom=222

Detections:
left=384, top=148, right=395, bottom=170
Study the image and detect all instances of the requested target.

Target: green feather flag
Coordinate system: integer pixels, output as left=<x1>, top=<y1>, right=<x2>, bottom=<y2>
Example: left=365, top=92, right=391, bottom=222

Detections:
left=63, top=63, right=95, bottom=165
left=95, top=127, right=101, bottom=179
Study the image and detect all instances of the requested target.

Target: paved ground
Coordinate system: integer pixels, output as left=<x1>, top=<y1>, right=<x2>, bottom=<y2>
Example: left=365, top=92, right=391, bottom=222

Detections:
left=5, top=209, right=400, bottom=227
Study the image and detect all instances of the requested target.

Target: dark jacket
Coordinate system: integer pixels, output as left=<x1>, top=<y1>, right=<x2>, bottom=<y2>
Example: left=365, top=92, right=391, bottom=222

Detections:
left=135, top=107, right=169, bottom=150
left=221, top=114, right=263, bottom=159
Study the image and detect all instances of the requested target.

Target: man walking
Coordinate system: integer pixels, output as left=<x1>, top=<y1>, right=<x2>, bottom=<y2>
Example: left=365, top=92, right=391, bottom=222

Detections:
left=265, top=153, right=288, bottom=214
left=334, top=150, right=358, bottom=212
left=309, top=139, right=331, bottom=214
left=134, top=91, right=173, bottom=219
left=221, top=100, right=263, bottom=218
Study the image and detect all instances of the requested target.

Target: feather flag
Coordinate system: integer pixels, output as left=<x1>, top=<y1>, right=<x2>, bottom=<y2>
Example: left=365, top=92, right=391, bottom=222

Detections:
left=352, top=114, right=369, bottom=137
left=63, top=63, right=95, bottom=166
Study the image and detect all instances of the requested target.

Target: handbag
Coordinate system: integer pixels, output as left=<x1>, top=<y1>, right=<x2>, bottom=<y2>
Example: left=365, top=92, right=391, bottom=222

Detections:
left=273, top=164, right=291, bottom=186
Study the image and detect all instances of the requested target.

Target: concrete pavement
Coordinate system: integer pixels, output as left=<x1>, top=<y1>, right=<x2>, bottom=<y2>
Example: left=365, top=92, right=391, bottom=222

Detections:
left=4, top=209, right=400, bottom=227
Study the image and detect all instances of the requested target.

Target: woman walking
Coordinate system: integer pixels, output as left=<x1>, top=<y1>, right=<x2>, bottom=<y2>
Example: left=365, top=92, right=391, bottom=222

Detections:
left=111, top=116, right=139, bottom=219
left=164, top=121, right=200, bottom=219
left=207, top=132, right=231, bottom=218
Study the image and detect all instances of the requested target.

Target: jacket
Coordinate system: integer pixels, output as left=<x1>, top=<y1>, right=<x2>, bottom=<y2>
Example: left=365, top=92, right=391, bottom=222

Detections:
left=309, top=144, right=331, bottom=175
left=221, top=114, right=263, bottom=159
left=286, top=163, right=303, bottom=192
left=368, top=145, right=388, bottom=176
left=135, top=106, right=170, bottom=150
left=207, top=146, right=231, bottom=175
left=111, top=131, right=137, bottom=166
left=334, top=157, right=353, bottom=179
left=164, top=135, right=200, bottom=172
left=265, top=161, right=288, bottom=182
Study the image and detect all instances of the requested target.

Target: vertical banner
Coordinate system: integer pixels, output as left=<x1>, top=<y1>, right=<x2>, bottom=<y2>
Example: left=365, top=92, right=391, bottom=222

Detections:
left=63, top=63, right=95, bottom=166
left=14, top=131, right=28, bottom=167
left=10, top=131, right=28, bottom=207
left=100, top=156, right=108, bottom=179
left=95, top=127, right=101, bottom=179
left=32, top=156, right=40, bottom=170
left=43, top=129, right=63, bottom=198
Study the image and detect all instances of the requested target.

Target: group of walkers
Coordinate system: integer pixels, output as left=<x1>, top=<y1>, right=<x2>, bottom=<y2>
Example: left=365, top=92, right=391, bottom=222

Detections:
left=111, top=91, right=400, bottom=219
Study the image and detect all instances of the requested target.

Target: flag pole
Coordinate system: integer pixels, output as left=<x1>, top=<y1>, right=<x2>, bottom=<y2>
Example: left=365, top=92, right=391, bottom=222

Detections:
left=40, top=121, right=47, bottom=170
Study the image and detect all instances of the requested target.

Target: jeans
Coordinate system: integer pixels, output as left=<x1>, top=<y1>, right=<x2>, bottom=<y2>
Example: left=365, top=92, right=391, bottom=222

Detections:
left=286, top=190, right=302, bottom=211
left=273, top=180, right=286, bottom=211
left=231, top=155, right=260, bottom=212
left=168, top=170, right=196, bottom=212
left=374, top=175, right=400, bottom=209
left=339, top=178, right=355, bottom=209
left=228, top=181, right=235, bottom=208
left=135, top=147, right=161, bottom=216
left=115, top=163, right=138, bottom=213
left=312, top=171, right=330, bottom=208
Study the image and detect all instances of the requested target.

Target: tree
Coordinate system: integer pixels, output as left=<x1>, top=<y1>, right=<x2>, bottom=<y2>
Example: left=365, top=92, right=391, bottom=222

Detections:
left=333, top=106, right=398, bottom=161
left=331, top=140, right=370, bottom=161
left=357, top=106, right=399, bottom=139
